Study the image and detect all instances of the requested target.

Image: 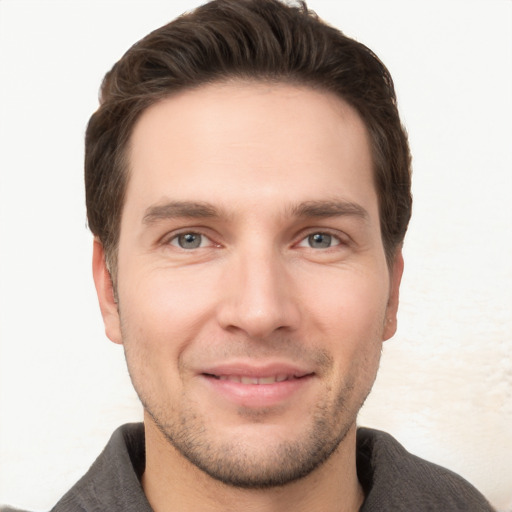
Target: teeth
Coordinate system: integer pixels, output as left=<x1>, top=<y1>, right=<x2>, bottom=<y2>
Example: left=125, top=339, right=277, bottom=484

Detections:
left=258, top=376, right=277, bottom=384
left=215, top=374, right=294, bottom=384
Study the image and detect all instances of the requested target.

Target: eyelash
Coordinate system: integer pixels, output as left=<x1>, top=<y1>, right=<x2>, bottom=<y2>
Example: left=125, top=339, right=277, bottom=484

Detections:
left=164, top=229, right=347, bottom=251
left=166, top=230, right=217, bottom=250
left=297, top=231, right=344, bottom=249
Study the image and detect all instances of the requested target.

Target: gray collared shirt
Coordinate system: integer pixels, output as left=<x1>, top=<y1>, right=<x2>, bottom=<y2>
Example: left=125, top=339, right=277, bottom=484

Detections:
left=2, top=423, right=495, bottom=511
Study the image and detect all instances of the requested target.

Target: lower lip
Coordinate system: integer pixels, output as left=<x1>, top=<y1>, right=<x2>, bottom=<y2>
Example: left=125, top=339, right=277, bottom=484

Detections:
left=201, top=375, right=314, bottom=408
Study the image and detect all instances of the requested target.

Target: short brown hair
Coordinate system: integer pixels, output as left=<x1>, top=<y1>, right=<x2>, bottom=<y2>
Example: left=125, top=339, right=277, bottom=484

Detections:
left=85, top=0, right=412, bottom=277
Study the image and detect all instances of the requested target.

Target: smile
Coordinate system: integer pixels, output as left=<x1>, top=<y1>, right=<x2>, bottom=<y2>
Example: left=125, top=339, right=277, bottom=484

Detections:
left=200, top=368, right=315, bottom=408
left=205, top=374, right=305, bottom=385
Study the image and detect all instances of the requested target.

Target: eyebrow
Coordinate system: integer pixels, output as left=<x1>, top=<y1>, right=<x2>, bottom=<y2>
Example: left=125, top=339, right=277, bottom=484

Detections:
left=142, top=199, right=369, bottom=225
left=290, top=200, right=369, bottom=221
left=143, top=201, right=221, bottom=225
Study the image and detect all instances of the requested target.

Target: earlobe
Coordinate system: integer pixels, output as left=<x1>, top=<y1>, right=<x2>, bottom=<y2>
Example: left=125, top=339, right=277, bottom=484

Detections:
left=383, top=249, right=404, bottom=341
left=92, top=238, right=122, bottom=344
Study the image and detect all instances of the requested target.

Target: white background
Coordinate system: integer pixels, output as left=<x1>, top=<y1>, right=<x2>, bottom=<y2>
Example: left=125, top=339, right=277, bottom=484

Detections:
left=1, top=1, right=511, bottom=510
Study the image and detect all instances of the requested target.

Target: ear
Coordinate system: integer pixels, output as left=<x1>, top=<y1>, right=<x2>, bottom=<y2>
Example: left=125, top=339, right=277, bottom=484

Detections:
left=383, top=248, right=404, bottom=341
left=92, top=238, right=122, bottom=344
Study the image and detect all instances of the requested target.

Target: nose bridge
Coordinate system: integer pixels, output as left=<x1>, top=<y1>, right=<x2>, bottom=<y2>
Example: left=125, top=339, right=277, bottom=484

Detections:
left=218, top=240, right=299, bottom=338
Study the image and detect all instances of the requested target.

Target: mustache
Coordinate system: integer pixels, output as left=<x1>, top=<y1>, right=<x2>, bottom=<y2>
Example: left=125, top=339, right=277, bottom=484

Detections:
left=182, top=338, right=334, bottom=372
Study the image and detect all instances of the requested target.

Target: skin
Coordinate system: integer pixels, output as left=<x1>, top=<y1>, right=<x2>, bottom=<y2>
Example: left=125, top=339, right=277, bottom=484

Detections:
left=93, top=81, right=403, bottom=512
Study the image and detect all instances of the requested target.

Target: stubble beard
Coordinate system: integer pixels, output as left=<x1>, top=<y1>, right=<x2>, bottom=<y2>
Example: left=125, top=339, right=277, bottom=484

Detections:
left=154, top=404, right=334, bottom=487
left=135, top=373, right=376, bottom=489
left=120, top=314, right=382, bottom=489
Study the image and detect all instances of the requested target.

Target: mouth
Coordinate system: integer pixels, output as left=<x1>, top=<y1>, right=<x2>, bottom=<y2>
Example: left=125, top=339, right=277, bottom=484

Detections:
left=199, top=365, right=315, bottom=408
left=203, top=373, right=311, bottom=385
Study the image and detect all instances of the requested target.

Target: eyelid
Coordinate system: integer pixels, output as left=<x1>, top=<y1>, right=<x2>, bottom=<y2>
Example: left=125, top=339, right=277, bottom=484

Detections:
left=158, top=226, right=350, bottom=250
left=294, top=229, right=349, bottom=248
left=161, top=228, right=220, bottom=249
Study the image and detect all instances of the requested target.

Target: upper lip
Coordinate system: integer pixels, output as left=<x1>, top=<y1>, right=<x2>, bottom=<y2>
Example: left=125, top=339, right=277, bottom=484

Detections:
left=199, top=362, right=314, bottom=380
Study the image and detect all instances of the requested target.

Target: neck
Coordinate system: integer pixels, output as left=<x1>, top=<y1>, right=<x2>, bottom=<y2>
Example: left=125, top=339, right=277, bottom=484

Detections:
left=142, top=417, right=364, bottom=512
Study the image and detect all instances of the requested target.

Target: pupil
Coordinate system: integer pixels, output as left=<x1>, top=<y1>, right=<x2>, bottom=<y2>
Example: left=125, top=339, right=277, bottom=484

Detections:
left=309, top=233, right=331, bottom=248
left=179, top=233, right=201, bottom=249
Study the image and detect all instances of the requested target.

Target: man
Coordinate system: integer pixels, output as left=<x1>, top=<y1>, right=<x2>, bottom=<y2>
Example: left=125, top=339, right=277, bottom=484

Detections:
left=2, top=0, right=495, bottom=511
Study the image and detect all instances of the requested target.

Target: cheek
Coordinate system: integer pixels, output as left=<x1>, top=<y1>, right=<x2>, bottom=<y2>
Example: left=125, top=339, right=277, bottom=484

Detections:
left=299, top=267, right=388, bottom=388
left=117, top=265, right=230, bottom=401
left=118, top=264, right=221, bottom=346
left=302, top=268, right=389, bottom=340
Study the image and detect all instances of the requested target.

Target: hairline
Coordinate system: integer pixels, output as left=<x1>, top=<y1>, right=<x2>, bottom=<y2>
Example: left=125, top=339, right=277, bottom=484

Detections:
left=103, top=76, right=399, bottom=282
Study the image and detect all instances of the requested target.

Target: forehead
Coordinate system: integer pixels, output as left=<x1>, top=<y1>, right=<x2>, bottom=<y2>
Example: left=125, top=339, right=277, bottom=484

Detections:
left=125, top=81, right=377, bottom=221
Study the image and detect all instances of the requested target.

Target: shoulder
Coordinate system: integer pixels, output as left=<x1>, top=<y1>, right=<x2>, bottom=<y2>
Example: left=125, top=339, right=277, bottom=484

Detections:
left=49, top=423, right=150, bottom=512
left=357, top=427, right=495, bottom=512
left=2, top=424, right=150, bottom=512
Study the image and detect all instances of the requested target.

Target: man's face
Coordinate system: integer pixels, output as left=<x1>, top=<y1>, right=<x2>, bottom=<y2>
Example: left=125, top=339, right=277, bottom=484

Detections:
left=94, top=82, right=402, bottom=487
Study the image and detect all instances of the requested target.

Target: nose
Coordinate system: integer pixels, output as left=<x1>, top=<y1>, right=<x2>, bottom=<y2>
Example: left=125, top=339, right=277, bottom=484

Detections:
left=216, top=247, right=301, bottom=339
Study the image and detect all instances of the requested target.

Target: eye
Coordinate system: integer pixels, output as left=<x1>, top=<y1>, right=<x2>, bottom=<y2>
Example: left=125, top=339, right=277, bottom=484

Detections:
left=169, top=232, right=208, bottom=249
left=298, top=232, right=341, bottom=249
